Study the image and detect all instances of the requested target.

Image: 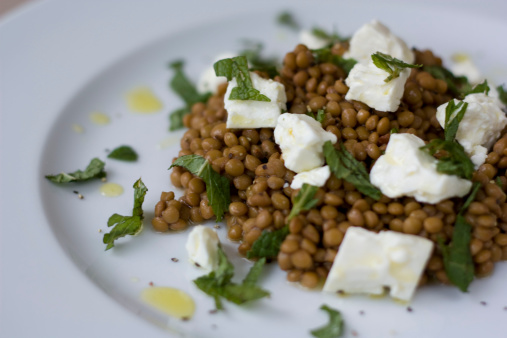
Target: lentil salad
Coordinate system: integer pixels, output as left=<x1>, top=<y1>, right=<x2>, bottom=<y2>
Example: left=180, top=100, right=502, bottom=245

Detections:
left=151, top=29, right=507, bottom=294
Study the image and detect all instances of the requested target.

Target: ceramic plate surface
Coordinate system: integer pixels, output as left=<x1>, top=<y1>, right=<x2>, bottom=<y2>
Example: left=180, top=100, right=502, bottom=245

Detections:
left=2, top=1, right=507, bottom=337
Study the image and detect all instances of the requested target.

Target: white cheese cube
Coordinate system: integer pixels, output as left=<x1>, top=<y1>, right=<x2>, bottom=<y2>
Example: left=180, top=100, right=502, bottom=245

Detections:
left=344, top=20, right=414, bottom=65
left=436, top=93, right=507, bottom=168
left=345, top=62, right=410, bottom=112
left=185, top=225, right=220, bottom=271
left=197, top=52, right=236, bottom=94
left=450, top=53, right=483, bottom=85
left=299, top=30, right=330, bottom=50
left=370, top=133, right=472, bottom=204
left=224, top=72, right=287, bottom=129
left=290, top=165, right=331, bottom=189
left=489, top=85, right=507, bottom=110
left=274, top=113, right=337, bottom=173
left=323, top=227, right=434, bottom=301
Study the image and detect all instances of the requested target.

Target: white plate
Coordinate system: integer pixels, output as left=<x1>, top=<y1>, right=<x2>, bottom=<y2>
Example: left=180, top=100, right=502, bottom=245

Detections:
left=2, top=1, right=507, bottom=337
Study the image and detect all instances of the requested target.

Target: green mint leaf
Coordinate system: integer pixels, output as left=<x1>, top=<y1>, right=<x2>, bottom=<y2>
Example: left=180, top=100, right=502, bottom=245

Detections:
left=496, top=85, right=507, bottom=106
left=45, top=158, right=106, bottom=183
left=460, top=181, right=481, bottom=213
left=390, top=127, right=399, bottom=134
left=444, top=100, right=468, bottom=142
left=423, top=65, right=472, bottom=98
left=194, top=247, right=269, bottom=310
left=438, top=215, right=474, bottom=292
left=169, top=60, right=212, bottom=107
left=169, top=107, right=189, bottom=131
left=103, top=178, right=147, bottom=250
left=276, top=11, right=299, bottom=30
left=310, top=304, right=344, bottom=338
left=311, top=27, right=347, bottom=44
left=419, top=139, right=474, bottom=180
left=247, top=226, right=290, bottom=259
left=240, top=41, right=279, bottom=78
left=306, top=109, right=325, bottom=123
left=288, top=183, right=320, bottom=221
left=214, top=56, right=271, bottom=102
left=466, top=80, right=490, bottom=95
left=107, top=145, right=138, bottom=162
left=168, top=61, right=211, bottom=131
left=170, top=154, right=230, bottom=221
left=324, top=141, right=382, bottom=200
left=496, top=177, right=503, bottom=189
left=242, top=257, right=266, bottom=286
left=371, top=52, right=422, bottom=82
left=312, top=48, right=357, bottom=75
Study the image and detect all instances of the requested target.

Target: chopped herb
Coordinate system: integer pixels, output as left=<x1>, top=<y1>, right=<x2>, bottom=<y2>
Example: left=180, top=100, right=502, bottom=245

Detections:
left=324, top=141, right=381, bottom=200
left=276, top=11, right=299, bottom=30
left=247, top=226, right=290, bottom=259
left=312, top=47, right=357, bottom=75
left=247, top=183, right=318, bottom=259
left=107, top=145, right=138, bottom=162
left=497, top=85, right=507, bottom=106
left=194, top=247, right=269, bottom=310
left=288, top=183, right=320, bottom=221
left=168, top=61, right=212, bottom=131
left=423, top=65, right=472, bottom=98
left=466, top=80, right=490, bottom=96
left=103, top=178, right=147, bottom=250
left=420, top=139, right=474, bottom=180
left=390, top=127, right=399, bottom=134
left=496, top=177, right=503, bottom=188
left=239, top=41, right=279, bottom=78
left=169, top=154, right=230, bottom=221
left=214, top=56, right=271, bottom=102
left=310, top=304, right=344, bottom=338
left=420, top=99, right=474, bottom=180
left=443, top=100, right=469, bottom=142
left=307, top=109, right=326, bottom=123
left=371, top=52, right=422, bottom=82
left=45, top=158, right=106, bottom=183
left=438, top=182, right=480, bottom=292
left=311, top=27, right=347, bottom=44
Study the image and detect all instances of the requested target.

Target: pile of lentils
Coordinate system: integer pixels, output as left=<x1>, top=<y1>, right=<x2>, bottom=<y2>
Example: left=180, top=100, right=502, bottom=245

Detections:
left=151, top=43, right=507, bottom=289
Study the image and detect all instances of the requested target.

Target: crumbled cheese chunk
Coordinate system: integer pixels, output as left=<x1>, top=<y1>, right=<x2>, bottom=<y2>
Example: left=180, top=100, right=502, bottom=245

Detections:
left=345, top=62, right=410, bottom=112
left=225, top=72, right=287, bottom=129
left=197, top=52, right=235, bottom=94
left=274, top=114, right=337, bottom=173
left=450, top=53, right=483, bottom=85
left=436, top=93, right=507, bottom=168
left=370, top=133, right=472, bottom=203
left=344, top=20, right=414, bottom=65
left=290, top=165, right=331, bottom=189
left=185, top=225, right=220, bottom=271
left=299, top=30, right=330, bottom=50
left=323, top=227, right=434, bottom=301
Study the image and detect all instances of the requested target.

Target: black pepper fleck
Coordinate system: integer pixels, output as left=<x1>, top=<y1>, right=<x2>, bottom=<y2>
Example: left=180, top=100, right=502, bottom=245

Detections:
left=195, top=262, right=201, bottom=268
left=209, top=309, right=218, bottom=314
left=171, top=258, right=179, bottom=262
left=351, top=330, right=358, bottom=336
left=480, top=301, right=487, bottom=306
left=262, top=164, right=267, bottom=170
left=359, top=310, right=365, bottom=315
left=73, top=190, right=79, bottom=194
left=181, top=317, right=190, bottom=321
left=407, top=307, right=413, bottom=313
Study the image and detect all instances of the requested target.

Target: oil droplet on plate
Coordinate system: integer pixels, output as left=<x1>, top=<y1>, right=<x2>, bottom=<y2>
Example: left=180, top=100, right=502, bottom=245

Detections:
left=157, top=135, right=181, bottom=149
left=72, top=124, right=85, bottom=133
left=99, top=183, right=124, bottom=197
left=89, top=112, right=111, bottom=125
left=126, top=87, right=163, bottom=113
left=141, top=287, right=195, bottom=320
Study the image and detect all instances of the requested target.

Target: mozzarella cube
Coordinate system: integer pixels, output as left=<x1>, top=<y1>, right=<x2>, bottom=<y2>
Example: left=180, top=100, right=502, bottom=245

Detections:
left=197, top=52, right=236, bottom=94
left=185, top=225, right=220, bottom=271
left=274, top=113, right=337, bottom=173
left=224, top=72, right=287, bottom=129
left=323, top=227, right=434, bottom=301
left=436, top=93, right=507, bottom=168
left=344, top=20, right=414, bottom=65
left=290, top=165, right=331, bottom=189
left=299, top=29, right=330, bottom=50
left=370, top=133, right=472, bottom=203
left=345, top=62, right=410, bottom=112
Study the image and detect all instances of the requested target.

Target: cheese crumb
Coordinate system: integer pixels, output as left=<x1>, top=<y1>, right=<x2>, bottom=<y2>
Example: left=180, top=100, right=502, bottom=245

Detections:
left=299, top=30, right=330, bottom=50
left=185, top=225, right=220, bottom=271
left=290, top=165, right=331, bottom=189
left=323, top=227, right=434, bottom=301
left=370, top=133, right=472, bottom=203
